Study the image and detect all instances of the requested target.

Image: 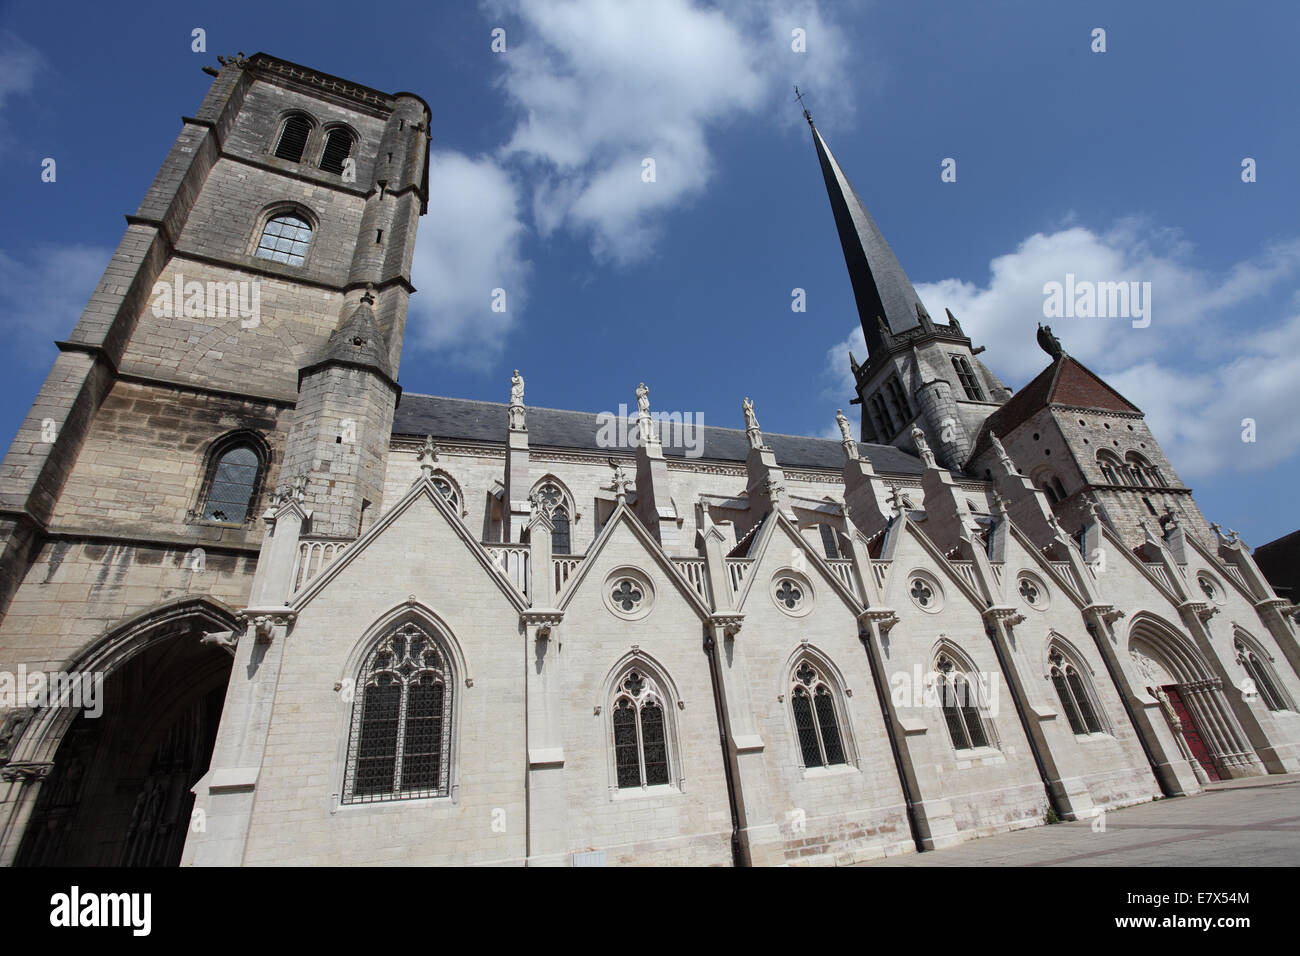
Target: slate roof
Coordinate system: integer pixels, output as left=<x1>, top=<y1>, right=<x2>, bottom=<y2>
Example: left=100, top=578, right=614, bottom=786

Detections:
left=393, top=393, right=927, bottom=476
left=810, top=121, right=926, bottom=354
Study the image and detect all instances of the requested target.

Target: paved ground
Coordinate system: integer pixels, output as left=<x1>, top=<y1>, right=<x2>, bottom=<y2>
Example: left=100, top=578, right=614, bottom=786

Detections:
left=858, top=774, right=1300, bottom=866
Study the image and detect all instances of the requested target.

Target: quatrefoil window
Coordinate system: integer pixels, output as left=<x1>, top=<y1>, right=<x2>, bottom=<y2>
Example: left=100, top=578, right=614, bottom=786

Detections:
left=1019, top=578, right=1040, bottom=604
left=612, top=580, right=643, bottom=611
left=796, top=662, right=817, bottom=686
left=771, top=574, right=812, bottom=616
left=776, top=580, right=803, bottom=609
left=910, top=579, right=933, bottom=606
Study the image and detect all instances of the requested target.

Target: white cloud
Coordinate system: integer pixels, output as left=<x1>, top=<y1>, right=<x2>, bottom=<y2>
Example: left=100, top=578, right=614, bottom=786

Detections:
left=408, top=151, right=530, bottom=367
left=0, top=33, right=40, bottom=110
left=823, top=220, right=1300, bottom=477
left=492, top=0, right=855, bottom=263
left=0, top=244, right=108, bottom=362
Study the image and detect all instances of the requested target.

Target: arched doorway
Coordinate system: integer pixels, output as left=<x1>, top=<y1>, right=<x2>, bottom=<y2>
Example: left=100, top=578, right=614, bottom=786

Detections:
left=4, top=599, right=236, bottom=866
left=1128, top=616, right=1260, bottom=781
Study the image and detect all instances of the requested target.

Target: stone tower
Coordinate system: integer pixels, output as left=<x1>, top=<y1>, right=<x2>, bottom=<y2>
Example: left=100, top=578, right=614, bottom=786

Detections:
left=968, top=328, right=1215, bottom=550
left=0, top=51, right=429, bottom=620
left=807, top=116, right=1009, bottom=470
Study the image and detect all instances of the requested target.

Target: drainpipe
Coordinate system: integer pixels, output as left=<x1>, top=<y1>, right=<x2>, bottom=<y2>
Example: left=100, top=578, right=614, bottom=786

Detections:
left=857, top=623, right=924, bottom=853
left=984, top=619, right=1069, bottom=822
left=703, top=626, right=744, bottom=867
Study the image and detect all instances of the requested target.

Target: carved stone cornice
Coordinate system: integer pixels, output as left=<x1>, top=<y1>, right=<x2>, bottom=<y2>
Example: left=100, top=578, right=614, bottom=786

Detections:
left=708, top=613, right=744, bottom=636
left=521, top=609, right=564, bottom=637
left=1255, top=597, right=1300, bottom=622
left=236, top=608, right=298, bottom=643
left=858, top=608, right=901, bottom=634
left=982, top=606, right=1026, bottom=627
left=1180, top=600, right=1219, bottom=623
left=1, top=760, right=53, bottom=783
left=1084, top=603, right=1126, bottom=625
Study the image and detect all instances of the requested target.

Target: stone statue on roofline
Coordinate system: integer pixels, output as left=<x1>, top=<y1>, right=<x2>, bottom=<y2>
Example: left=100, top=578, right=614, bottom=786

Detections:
left=836, top=408, right=853, bottom=444
left=508, top=369, right=526, bottom=431
left=910, top=425, right=937, bottom=469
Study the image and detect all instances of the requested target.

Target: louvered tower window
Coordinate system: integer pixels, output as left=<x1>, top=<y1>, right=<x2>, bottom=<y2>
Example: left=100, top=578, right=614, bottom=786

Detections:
left=274, top=114, right=312, bottom=162
left=320, top=128, right=355, bottom=174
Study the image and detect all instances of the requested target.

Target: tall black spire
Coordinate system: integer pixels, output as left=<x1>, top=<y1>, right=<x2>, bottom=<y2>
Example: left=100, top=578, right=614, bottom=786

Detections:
left=808, top=119, right=925, bottom=355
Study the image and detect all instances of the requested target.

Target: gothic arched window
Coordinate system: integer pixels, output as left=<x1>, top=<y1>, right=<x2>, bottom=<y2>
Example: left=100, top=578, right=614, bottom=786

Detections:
left=319, top=127, right=355, bottom=175
left=1049, top=647, right=1104, bottom=735
left=817, top=523, right=841, bottom=560
left=1097, top=450, right=1124, bottom=485
left=273, top=113, right=314, bottom=162
left=1235, top=638, right=1292, bottom=713
left=344, top=621, right=453, bottom=803
left=790, top=660, right=847, bottom=768
left=200, top=436, right=266, bottom=524
left=533, top=480, right=572, bottom=554
left=611, top=668, right=672, bottom=789
left=933, top=652, right=996, bottom=751
left=255, top=212, right=313, bottom=267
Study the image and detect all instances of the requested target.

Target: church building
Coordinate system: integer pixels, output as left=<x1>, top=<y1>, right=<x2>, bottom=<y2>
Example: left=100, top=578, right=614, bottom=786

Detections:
left=0, top=54, right=1297, bottom=866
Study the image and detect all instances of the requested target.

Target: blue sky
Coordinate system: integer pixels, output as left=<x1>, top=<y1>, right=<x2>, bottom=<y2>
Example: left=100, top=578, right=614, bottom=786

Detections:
left=1, top=0, right=1298, bottom=547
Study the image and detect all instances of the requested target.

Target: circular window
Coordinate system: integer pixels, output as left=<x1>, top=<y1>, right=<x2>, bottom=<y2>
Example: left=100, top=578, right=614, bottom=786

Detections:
left=771, top=571, right=813, bottom=618
left=603, top=568, right=655, bottom=621
left=1017, top=573, right=1049, bottom=610
left=1198, top=574, right=1224, bottom=606
left=907, top=573, right=944, bottom=614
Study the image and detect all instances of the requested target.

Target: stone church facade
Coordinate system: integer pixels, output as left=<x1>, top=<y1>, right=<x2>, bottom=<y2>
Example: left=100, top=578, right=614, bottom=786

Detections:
left=0, top=54, right=1297, bottom=866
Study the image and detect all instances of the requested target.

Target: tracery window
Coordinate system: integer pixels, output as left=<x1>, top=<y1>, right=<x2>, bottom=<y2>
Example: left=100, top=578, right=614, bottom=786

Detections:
left=343, top=621, right=452, bottom=803
left=818, top=523, right=841, bottom=560
left=934, top=652, right=995, bottom=751
left=611, top=668, right=671, bottom=789
left=1235, top=638, right=1292, bottom=713
left=790, top=660, right=847, bottom=768
left=430, top=473, right=460, bottom=511
left=1049, top=648, right=1104, bottom=735
left=534, top=480, right=571, bottom=553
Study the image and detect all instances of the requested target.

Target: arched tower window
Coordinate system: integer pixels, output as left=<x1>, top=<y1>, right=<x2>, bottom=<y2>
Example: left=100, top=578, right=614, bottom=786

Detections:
left=1097, top=450, right=1124, bottom=485
left=611, top=668, right=672, bottom=789
left=1235, top=637, right=1293, bottom=713
left=254, top=212, right=313, bottom=267
left=343, top=620, right=453, bottom=803
left=199, top=434, right=268, bottom=524
left=319, top=127, right=356, bottom=175
left=273, top=113, right=314, bottom=162
left=1049, top=646, right=1105, bottom=735
left=933, top=651, right=997, bottom=751
left=789, top=659, right=847, bottom=768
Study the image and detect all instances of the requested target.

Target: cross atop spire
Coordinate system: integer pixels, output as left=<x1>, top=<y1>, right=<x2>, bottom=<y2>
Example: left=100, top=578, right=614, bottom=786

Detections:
left=794, top=85, right=812, bottom=125
left=807, top=122, right=927, bottom=354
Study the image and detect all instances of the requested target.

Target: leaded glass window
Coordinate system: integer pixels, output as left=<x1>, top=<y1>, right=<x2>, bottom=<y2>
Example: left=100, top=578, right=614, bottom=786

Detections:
left=535, top=481, right=571, bottom=554
left=818, top=523, right=841, bottom=560
left=950, top=355, right=985, bottom=401
left=344, top=622, right=452, bottom=803
left=790, top=660, right=847, bottom=768
left=1236, top=640, right=1291, bottom=712
left=254, top=213, right=313, bottom=266
left=202, top=444, right=260, bottom=523
left=935, top=653, right=995, bottom=751
left=1050, top=649, right=1104, bottom=735
left=611, top=668, right=672, bottom=789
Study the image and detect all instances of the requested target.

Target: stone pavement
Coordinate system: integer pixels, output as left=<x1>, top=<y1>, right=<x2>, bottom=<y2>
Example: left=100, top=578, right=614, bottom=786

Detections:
left=858, top=774, right=1300, bottom=866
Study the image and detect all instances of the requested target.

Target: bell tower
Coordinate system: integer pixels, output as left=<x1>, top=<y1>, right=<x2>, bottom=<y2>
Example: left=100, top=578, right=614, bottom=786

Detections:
left=807, top=115, right=1009, bottom=470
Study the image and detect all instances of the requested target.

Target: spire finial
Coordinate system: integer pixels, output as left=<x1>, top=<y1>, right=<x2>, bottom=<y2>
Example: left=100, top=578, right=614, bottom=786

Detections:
left=794, top=85, right=812, bottom=125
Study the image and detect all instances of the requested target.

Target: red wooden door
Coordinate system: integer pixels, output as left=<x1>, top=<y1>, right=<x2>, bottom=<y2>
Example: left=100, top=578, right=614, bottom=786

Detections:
left=1162, top=684, right=1220, bottom=782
